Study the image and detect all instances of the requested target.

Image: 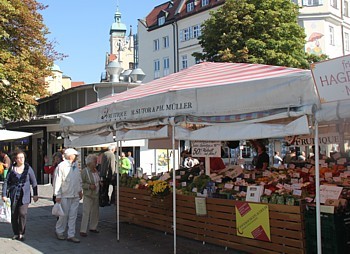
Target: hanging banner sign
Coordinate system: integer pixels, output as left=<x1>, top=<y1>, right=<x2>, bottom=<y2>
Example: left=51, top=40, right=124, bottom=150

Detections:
left=311, top=55, right=350, bottom=103
left=285, top=132, right=341, bottom=146
left=191, top=141, right=221, bottom=157
left=235, top=202, right=271, bottom=242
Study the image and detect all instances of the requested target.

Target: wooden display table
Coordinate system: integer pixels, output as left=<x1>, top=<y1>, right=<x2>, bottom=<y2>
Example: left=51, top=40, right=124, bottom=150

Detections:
left=119, top=187, right=306, bottom=254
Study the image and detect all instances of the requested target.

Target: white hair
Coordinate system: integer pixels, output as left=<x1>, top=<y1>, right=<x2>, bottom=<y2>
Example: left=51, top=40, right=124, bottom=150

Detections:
left=108, top=145, right=116, bottom=151
left=85, top=154, right=98, bottom=165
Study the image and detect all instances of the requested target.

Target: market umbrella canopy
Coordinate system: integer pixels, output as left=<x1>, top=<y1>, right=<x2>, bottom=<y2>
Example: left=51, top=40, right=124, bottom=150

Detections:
left=0, top=129, right=33, bottom=141
left=61, top=62, right=319, bottom=129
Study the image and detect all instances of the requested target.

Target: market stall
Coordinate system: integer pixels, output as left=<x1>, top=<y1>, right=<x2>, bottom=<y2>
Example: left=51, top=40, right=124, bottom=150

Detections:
left=311, top=56, right=350, bottom=254
left=60, top=62, right=321, bottom=253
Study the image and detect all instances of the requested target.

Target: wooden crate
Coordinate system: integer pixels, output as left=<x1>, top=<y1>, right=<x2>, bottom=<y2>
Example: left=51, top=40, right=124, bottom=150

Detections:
left=119, top=188, right=306, bottom=254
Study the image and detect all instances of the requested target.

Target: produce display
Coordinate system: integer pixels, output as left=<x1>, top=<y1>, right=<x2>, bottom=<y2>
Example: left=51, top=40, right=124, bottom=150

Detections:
left=121, top=152, right=350, bottom=209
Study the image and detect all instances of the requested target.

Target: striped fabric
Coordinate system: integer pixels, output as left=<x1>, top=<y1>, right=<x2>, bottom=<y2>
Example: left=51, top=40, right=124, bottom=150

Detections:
left=76, top=62, right=308, bottom=113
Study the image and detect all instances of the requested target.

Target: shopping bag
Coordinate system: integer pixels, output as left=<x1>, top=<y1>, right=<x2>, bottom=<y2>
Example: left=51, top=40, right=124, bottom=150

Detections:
left=51, top=203, right=64, bottom=217
left=0, top=198, right=11, bottom=223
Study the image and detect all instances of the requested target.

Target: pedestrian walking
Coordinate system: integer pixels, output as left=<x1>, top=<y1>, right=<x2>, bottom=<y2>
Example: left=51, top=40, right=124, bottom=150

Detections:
left=80, top=154, right=100, bottom=237
left=1, top=149, right=38, bottom=241
left=127, top=151, right=135, bottom=176
left=119, top=152, right=131, bottom=175
left=99, top=145, right=116, bottom=206
left=44, top=151, right=63, bottom=203
left=53, top=148, right=82, bottom=243
left=0, top=150, right=12, bottom=180
left=273, top=151, right=283, bottom=167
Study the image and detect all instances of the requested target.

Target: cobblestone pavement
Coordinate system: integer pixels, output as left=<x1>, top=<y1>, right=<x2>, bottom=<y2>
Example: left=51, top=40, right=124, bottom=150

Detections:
left=0, top=183, right=247, bottom=254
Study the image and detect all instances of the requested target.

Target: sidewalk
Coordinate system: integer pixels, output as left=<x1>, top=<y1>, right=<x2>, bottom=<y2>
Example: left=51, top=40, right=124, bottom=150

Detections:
left=0, top=184, right=246, bottom=254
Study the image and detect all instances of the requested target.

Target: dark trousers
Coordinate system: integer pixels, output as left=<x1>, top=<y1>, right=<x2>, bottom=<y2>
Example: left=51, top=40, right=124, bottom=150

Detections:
left=11, top=203, right=29, bottom=236
left=110, top=185, right=115, bottom=205
left=100, top=178, right=111, bottom=206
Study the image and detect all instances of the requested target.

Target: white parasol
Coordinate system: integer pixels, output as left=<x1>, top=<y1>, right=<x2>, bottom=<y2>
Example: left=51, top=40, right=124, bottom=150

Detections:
left=0, top=129, right=33, bottom=141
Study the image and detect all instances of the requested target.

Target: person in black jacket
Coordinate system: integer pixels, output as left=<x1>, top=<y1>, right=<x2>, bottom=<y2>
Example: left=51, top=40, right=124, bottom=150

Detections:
left=1, top=149, right=38, bottom=241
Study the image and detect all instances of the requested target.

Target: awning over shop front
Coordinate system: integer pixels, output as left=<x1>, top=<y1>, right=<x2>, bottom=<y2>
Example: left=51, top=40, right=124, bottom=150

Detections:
left=175, top=115, right=310, bottom=141
left=0, top=129, right=33, bottom=141
left=315, top=100, right=350, bottom=123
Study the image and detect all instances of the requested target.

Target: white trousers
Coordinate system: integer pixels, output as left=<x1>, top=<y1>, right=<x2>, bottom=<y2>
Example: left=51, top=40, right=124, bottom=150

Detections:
left=80, top=195, right=99, bottom=233
left=55, top=197, right=80, bottom=238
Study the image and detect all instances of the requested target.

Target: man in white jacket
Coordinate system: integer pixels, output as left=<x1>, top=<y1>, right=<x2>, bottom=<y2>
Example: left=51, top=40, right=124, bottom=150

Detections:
left=54, top=148, right=82, bottom=243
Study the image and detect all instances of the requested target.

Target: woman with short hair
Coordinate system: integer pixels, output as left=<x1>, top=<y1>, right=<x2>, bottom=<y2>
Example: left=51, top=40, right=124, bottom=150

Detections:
left=80, top=154, right=100, bottom=237
left=1, top=149, right=38, bottom=241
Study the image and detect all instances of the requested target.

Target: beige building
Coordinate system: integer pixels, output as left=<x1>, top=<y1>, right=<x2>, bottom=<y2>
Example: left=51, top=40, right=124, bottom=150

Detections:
left=45, top=64, right=72, bottom=95
left=298, top=0, right=350, bottom=58
left=138, top=0, right=350, bottom=83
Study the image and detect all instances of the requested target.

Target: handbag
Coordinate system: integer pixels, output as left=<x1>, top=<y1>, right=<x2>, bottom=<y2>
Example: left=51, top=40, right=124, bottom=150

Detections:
left=52, top=203, right=64, bottom=217
left=0, top=198, right=11, bottom=223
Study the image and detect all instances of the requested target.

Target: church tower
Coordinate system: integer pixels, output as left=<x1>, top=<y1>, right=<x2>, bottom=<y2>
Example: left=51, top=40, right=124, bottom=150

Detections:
left=108, top=5, right=134, bottom=72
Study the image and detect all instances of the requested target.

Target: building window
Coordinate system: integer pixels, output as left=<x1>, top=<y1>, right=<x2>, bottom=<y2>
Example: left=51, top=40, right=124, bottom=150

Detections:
left=163, top=36, right=169, bottom=48
left=291, top=0, right=299, bottom=4
left=302, top=0, right=323, bottom=6
left=181, top=55, right=188, bottom=70
left=345, top=1, right=349, bottom=17
left=158, top=16, right=165, bottom=26
left=180, top=28, right=191, bottom=42
left=187, top=1, right=194, bottom=12
left=192, top=24, right=201, bottom=38
left=153, top=39, right=160, bottom=51
left=202, top=0, right=209, bottom=7
left=154, top=59, right=160, bottom=79
left=163, top=57, right=170, bottom=76
left=329, top=26, right=335, bottom=45
left=330, top=0, right=337, bottom=8
left=345, top=32, right=349, bottom=51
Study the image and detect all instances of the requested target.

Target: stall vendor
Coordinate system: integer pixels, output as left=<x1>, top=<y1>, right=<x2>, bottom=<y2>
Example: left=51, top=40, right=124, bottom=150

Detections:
left=250, top=140, right=269, bottom=171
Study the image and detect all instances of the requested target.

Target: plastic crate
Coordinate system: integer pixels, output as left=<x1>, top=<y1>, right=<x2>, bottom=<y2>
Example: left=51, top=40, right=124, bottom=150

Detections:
left=305, top=208, right=350, bottom=254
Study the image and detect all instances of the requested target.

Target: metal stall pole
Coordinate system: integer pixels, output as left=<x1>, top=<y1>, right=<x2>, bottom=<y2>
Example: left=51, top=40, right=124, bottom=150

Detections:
left=172, top=124, right=177, bottom=254
left=116, top=140, right=120, bottom=241
left=315, top=120, right=322, bottom=254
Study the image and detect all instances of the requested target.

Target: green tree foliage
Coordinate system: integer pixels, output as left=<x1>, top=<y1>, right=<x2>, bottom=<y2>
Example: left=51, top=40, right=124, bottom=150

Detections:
left=194, top=0, right=325, bottom=69
left=0, top=0, right=63, bottom=121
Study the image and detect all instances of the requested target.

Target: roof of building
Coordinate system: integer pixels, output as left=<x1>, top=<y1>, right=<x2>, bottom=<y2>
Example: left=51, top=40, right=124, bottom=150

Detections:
left=145, top=0, right=225, bottom=30
left=71, top=81, right=85, bottom=87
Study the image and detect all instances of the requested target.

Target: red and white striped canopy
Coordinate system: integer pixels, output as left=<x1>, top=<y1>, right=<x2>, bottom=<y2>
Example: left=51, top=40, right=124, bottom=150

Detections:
left=61, top=62, right=318, bottom=136
left=78, top=62, right=310, bottom=112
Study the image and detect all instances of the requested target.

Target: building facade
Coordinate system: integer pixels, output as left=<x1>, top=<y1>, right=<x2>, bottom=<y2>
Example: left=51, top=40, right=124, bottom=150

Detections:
left=138, top=0, right=350, bottom=83
left=138, top=0, right=225, bottom=83
left=298, top=0, right=350, bottom=58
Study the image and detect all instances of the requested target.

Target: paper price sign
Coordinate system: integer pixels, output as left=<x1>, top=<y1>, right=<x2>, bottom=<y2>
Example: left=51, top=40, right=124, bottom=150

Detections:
left=191, top=141, right=221, bottom=157
left=320, top=185, right=343, bottom=204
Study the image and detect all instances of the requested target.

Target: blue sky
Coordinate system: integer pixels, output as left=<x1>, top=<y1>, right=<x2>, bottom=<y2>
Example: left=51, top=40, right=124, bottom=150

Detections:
left=39, top=0, right=165, bottom=84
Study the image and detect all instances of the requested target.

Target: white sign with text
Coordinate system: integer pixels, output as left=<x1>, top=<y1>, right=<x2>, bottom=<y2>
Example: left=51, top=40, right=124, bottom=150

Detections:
left=191, top=141, right=221, bottom=157
left=311, top=55, right=350, bottom=103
